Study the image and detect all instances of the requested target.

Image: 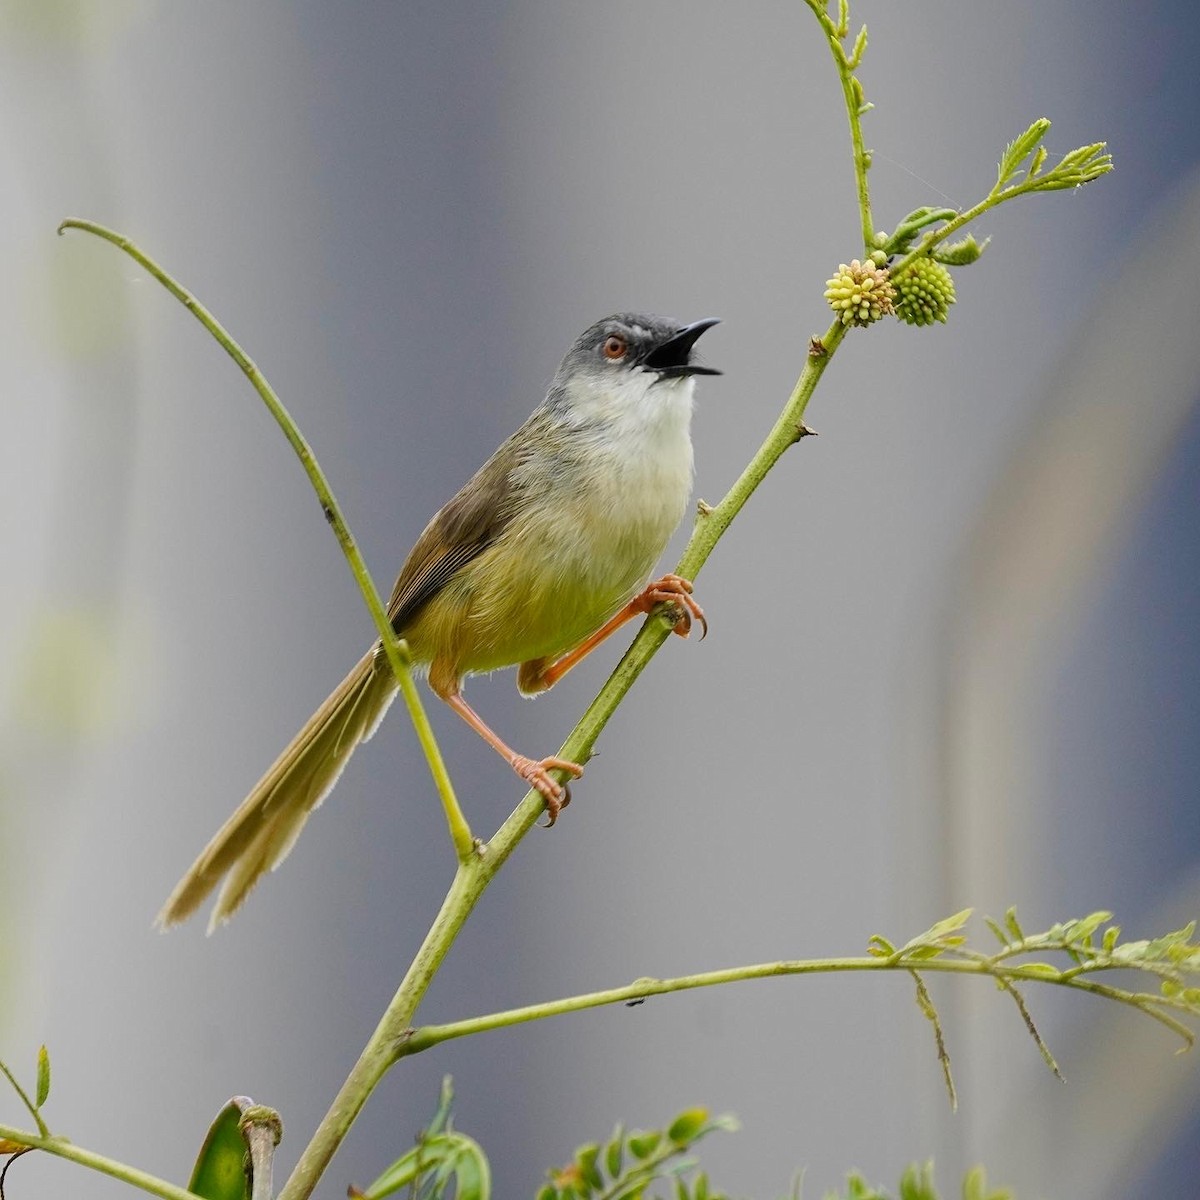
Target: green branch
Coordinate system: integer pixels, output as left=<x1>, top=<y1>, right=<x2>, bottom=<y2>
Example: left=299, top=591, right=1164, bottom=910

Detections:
left=56, top=219, right=473, bottom=863
left=0, top=1124, right=199, bottom=1200
left=0, top=1060, right=47, bottom=1139
left=391, top=908, right=1200, bottom=1119
left=804, top=0, right=876, bottom=254
left=397, top=925, right=1200, bottom=1058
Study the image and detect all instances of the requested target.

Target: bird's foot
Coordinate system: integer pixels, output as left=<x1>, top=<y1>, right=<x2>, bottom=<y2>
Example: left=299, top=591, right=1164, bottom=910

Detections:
left=635, top=574, right=707, bottom=639
left=511, top=755, right=584, bottom=826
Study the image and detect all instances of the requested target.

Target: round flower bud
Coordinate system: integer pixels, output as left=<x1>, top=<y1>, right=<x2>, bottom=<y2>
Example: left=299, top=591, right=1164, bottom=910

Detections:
left=823, top=259, right=896, bottom=328
left=893, top=257, right=957, bottom=326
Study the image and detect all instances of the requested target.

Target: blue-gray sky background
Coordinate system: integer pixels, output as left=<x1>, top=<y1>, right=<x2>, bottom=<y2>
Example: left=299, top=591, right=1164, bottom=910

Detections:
left=2, top=4, right=1198, bottom=1198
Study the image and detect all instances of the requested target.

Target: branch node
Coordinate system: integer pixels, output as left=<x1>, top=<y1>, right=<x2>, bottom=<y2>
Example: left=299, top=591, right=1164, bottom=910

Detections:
left=808, top=336, right=827, bottom=358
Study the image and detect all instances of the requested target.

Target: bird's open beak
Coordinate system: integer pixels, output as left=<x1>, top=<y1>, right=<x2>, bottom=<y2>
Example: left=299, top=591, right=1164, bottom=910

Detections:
left=645, top=317, right=722, bottom=377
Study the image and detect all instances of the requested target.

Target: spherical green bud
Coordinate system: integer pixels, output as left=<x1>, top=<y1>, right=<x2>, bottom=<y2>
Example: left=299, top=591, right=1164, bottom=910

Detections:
left=893, top=257, right=957, bottom=326
left=823, top=258, right=896, bottom=327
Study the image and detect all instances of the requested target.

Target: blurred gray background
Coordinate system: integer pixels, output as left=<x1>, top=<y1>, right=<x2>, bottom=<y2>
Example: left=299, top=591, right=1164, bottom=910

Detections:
left=2, top=2, right=1199, bottom=1197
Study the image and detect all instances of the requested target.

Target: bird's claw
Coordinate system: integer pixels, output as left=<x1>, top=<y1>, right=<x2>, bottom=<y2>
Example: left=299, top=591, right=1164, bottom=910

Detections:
left=512, top=754, right=583, bottom=827
left=640, top=573, right=707, bottom=641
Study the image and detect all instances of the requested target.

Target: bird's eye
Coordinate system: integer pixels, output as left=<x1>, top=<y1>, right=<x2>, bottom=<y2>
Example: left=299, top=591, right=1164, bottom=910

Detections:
left=602, top=334, right=628, bottom=361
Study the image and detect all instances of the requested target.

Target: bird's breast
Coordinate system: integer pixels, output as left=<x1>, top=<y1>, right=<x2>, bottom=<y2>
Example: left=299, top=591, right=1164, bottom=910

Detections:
left=423, top=386, right=695, bottom=676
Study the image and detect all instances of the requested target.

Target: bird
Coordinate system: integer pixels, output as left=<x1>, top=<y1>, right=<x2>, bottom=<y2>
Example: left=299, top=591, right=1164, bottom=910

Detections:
left=158, top=313, right=720, bottom=931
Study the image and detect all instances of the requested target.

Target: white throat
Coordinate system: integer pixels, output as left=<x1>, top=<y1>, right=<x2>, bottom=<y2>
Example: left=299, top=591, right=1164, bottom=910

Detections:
left=567, top=368, right=696, bottom=448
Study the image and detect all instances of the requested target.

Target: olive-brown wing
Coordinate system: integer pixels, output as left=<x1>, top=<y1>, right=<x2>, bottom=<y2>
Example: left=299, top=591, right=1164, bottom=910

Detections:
left=387, top=432, right=524, bottom=633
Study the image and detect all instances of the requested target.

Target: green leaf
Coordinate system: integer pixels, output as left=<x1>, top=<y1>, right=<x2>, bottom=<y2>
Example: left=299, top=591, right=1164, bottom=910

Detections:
left=905, top=945, right=950, bottom=961
left=576, top=1142, right=603, bottom=1190
left=1111, top=939, right=1150, bottom=963
left=898, top=1160, right=937, bottom=1200
left=997, top=117, right=1051, bottom=187
left=962, top=1164, right=1011, bottom=1200
left=931, top=234, right=988, bottom=266
left=427, top=1075, right=456, bottom=1137
left=926, top=909, right=973, bottom=939
left=849, top=24, right=867, bottom=67
left=363, top=1132, right=491, bottom=1200
left=446, top=1139, right=492, bottom=1200
left=1102, top=924, right=1121, bottom=952
left=868, top=934, right=896, bottom=957
left=188, top=1099, right=250, bottom=1200
left=1020, top=143, right=1112, bottom=193
left=628, top=1130, right=662, bottom=1160
left=1004, top=908, right=1025, bottom=941
left=1065, top=912, right=1113, bottom=943
left=984, top=917, right=1009, bottom=947
left=1017, top=963, right=1061, bottom=980
left=667, top=1108, right=708, bottom=1145
left=841, top=1170, right=883, bottom=1200
left=608, top=1180, right=646, bottom=1200
left=605, top=1128, right=624, bottom=1179
left=1146, top=923, right=1196, bottom=957
left=34, top=1047, right=50, bottom=1110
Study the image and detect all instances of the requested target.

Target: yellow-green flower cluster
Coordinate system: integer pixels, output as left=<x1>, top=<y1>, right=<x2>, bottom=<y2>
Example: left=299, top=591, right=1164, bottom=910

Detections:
left=893, top=257, right=957, bottom=326
left=824, top=258, right=896, bottom=327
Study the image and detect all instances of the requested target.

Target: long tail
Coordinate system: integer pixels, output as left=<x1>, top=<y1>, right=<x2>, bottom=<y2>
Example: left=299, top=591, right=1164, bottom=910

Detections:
left=157, top=646, right=397, bottom=933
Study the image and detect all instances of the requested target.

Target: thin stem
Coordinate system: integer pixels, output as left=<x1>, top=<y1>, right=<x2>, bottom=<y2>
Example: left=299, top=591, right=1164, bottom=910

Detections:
left=56, top=219, right=473, bottom=862
left=0, top=1063, right=47, bottom=1139
left=804, top=1, right=875, bottom=252
left=0, top=1124, right=198, bottom=1200
left=400, top=953, right=1194, bottom=1056
left=405, top=956, right=889, bottom=1052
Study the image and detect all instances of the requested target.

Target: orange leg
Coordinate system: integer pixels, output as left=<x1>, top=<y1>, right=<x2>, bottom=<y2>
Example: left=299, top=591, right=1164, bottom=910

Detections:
left=443, top=692, right=582, bottom=826
left=538, top=574, right=706, bottom=691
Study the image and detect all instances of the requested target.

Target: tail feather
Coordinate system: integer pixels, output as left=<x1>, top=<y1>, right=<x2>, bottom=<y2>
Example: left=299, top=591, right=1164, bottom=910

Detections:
left=157, top=647, right=398, bottom=931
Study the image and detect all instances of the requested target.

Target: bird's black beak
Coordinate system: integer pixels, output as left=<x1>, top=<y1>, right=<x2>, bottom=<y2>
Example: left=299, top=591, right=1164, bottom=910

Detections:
left=645, top=317, right=722, bottom=377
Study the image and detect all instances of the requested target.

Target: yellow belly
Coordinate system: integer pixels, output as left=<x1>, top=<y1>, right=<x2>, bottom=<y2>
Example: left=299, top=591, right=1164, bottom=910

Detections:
left=403, top=504, right=669, bottom=679
left=402, top=373, right=696, bottom=692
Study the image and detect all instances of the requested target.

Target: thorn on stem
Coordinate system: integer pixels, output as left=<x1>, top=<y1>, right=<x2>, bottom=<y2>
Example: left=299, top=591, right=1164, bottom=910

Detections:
left=696, top=498, right=714, bottom=516
left=808, top=336, right=827, bottom=358
left=793, top=423, right=818, bottom=442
